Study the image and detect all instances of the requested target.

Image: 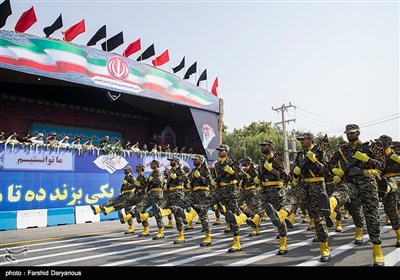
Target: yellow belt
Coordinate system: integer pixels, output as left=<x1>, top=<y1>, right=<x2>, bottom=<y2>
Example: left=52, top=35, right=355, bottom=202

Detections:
left=121, top=189, right=135, bottom=193
left=169, top=186, right=183, bottom=191
left=150, top=188, right=162, bottom=192
left=192, top=186, right=209, bottom=191
left=325, top=181, right=335, bottom=186
left=219, top=180, right=238, bottom=186
left=244, top=186, right=256, bottom=191
left=301, top=177, right=325, bottom=183
left=383, top=172, right=400, bottom=178
left=262, top=181, right=284, bottom=186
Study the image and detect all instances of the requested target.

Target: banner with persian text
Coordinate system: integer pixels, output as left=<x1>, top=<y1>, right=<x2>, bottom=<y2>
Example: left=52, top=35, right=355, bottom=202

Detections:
left=0, top=144, right=193, bottom=211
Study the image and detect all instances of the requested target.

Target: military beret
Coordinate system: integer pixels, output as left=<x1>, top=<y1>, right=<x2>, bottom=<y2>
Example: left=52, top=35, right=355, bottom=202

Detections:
left=37, top=133, right=44, bottom=137
left=192, top=155, right=204, bottom=161
left=150, top=159, right=159, bottom=164
left=136, top=163, right=145, bottom=168
left=378, top=135, right=392, bottom=143
left=167, top=157, right=180, bottom=162
left=216, top=144, right=230, bottom=151
left=344, top=124, right=360, bottom=134
left=241, top=156, right=252, bottom=163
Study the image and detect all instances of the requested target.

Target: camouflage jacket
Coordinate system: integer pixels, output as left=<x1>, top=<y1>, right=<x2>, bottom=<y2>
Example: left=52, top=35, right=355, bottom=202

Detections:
left=294, top=146, right=328, bottom=179
left=258, top=153, right=286, bottom=183
left=189, top=165, right=212, bottom=188
left=120, top=174, right=135, bottom=193
left=166, top=166, right=184, bottom=188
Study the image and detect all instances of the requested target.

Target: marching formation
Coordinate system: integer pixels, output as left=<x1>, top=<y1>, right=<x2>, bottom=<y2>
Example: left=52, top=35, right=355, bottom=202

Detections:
left=90, top=124, right=400, bottom=266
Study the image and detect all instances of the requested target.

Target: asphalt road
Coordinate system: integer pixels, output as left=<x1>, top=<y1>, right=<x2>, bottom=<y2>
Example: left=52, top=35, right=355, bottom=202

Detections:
left=0, top=207, right=399, bottom=274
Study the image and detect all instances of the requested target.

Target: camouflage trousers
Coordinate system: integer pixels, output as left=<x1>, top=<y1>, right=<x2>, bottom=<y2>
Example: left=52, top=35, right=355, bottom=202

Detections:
left=282, top=181, right=329, bottom=242
left=103, top=192, right=137, bottom=225
left=260, top=186, right=288, bottom=236
left=159, top=190, right=186, bottom=231
left=326, top=183, right=343, bottom=221
left=239, top=188, right=261, bottom=218
left=135, top=190, right=163, bottom=228
left=185, top=190, right=212, bottom=232
left=342, top=174, right=382, bottom=245
left=383, top=176, right=400, bottom=230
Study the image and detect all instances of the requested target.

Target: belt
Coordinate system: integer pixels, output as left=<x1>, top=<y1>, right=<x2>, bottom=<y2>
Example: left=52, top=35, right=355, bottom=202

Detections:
left=301, top=177, right=325, bottom=183
left=169, top=186, right=183, bottom=191
left=244, top=186, right=256, bottom=191
left=219, top=180, right=237, bottom=186
left=192, top=186, right=209, bottom=191
left=121, top=189, right=135, bottom=194
left=262, top=181, right=284, bottom=186
left=325, top=181, right=335, bottom=186
left=149, top=188, right=162, bottom=192
left=383, top=172, right=400, bottom=178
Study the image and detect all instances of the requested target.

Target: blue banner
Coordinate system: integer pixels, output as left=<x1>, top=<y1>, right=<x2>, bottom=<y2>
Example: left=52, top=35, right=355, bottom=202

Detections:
left=0, top=144, right=194, bottom=211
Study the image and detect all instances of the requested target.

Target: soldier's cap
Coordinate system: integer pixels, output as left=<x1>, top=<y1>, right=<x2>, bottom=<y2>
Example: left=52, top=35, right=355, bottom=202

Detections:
left=297, top=132, right=314, bottom=140
left=241, top=156, right=252, bottom=163
left=136, top=163, right=145, bottom=168
left=49, top=132, right=57, bottom=136
left=63, top=136, right=69, bottom=139
left=192, top=155, right=204, bottom=161
left=37, top=133, right=44, bottom=137
left=216, top=144, right=230, bottom=151
left=167, top=157, right=180, bottom=162
left=378, top=135, right=392, bottom=143
left=391, top=141, right=400, bottom=148
left=259, top=139, right=275, bottom=147
left=124, top=165, right=132, bottom=171
left=344, top=124, right=360, bottom=134
left=150, top=159, right=159, bottom=164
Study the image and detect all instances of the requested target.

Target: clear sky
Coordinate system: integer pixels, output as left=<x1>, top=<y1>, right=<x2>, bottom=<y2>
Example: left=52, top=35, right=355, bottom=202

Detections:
left=4, top=0, right=399, bottom=141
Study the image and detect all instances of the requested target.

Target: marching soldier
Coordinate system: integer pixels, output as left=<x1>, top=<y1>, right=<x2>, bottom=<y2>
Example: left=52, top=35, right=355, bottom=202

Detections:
left=265, top=133, right=331, bottom=262
left=319, top=124, right=386, bottom=266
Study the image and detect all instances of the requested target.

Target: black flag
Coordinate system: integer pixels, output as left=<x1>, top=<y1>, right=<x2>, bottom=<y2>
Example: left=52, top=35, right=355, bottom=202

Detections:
left=101, top=31, right=123, bottom=52
left=136, top=43, right=155, bottom=61
left=172, top=56, right=185, bottom=73
left=43, top=14, right=63, bottom=38
left=196, top=69, right=207, bottom=86
left=87, top=25, right=106, bottom=46
left=184, top=62, right=197, bottom=79
left=0, top=0, right=12, bottom=29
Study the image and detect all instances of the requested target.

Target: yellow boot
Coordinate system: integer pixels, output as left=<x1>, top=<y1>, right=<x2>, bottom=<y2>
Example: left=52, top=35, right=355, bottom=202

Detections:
left=278, top=236, right=288, bottom=255
left=354, top=227, right=363, bottom=245
left=124, top=224, right=135, bottom=234
left=343, top=209, right=349, bottom=219
left=286, top=213, right=296, bottom=228
left=100, top=206, right=115, bottom=215
left=318, top=193, right=337, bottom=228
left=301, top=213, right=308, bottom=223
left=186, top=220, right=194, bottom=230
left=160, top=208, right=172, bottom=218
left=138, top=226, right=150, bottom=237
left=227, top=235, right=241, bottom=253
left=153, top=227, right=164, bottom=240
left=319, top=241, right=331, bottom=262
left=307, top=218, right=315, bottom=230
left=372, top=244, right=385, bottom=266
left=224, top=224, right=231, bottom=233
left=196, top=217, right=202, bottom=224
left=184, top=208, right=198, bottom=225
left=118, top=211, right=132, bottom=224
left=200, top=231, right=212, bottom=247
left=226, top=210, right=247, bottom=232
left=173, top=230, right=185, bottom=244
left=261, top=210, right=267, bottom=221
left=248, top=227, right=260, bottom=237
left=395, top=229, right=400, bottom=247
left=90, top=205, right=101, bottom=215
left=386, top=215, right=391, bottom=226
left=246, top=214, right=260, bottom=229
left=165, top=216, right=174, bottom=228
left=213, top=217, right=221, bottom=225
left=134, top=208, right=149, bottom=223
left=335, top=220, right=343, bottom=232
left=265, top=203, right=288, bottom=228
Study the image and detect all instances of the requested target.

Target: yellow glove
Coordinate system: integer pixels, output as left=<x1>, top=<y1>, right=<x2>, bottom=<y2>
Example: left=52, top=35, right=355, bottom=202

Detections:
left=368, top=169, right=382, bottom=178
left=293, top=166, right=301, bottom=175
left=122, top=180, right=127, bottom=185
left=187, top=182, right=191, bottom=189
left=353, top=151, right=370, bottom=162
left=390, top=153, right=400, bottom=164
left=333, top=175, right=341, bottom=184
left=291, top=178, right=299, bottom=187
left=211, top=180, right=217, bottom=186
left=254, top=177, right=261, bottom=184
left=245, top=173, right=251, bottom=179
left=134, top=181, right=141, bottom=187
left=170, top=173, right=177, bottom=179
left=307, top=150, right=317, bottom=163
left=264, top=161, right=273, bottom=171
left=332, top=167, right=344, bottom=177
left=149, top=176, right=153, bottom=181
left=223, top=165, right=235, bottom=174
left=194, top=170, right=201, bottom=178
